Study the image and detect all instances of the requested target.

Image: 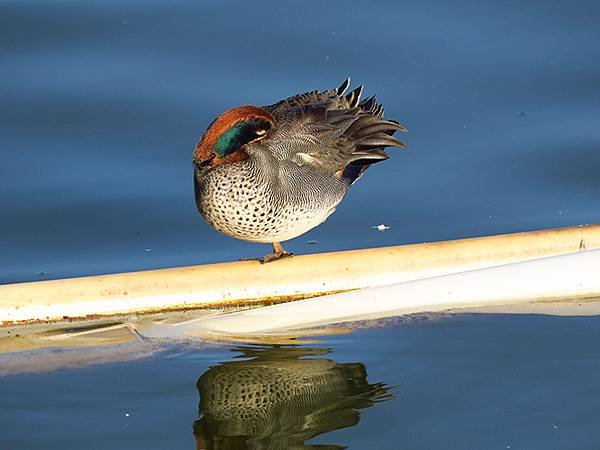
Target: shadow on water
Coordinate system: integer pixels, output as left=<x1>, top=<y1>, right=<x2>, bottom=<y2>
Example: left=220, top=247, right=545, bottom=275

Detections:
left=192, top=345, right=391, bottom=450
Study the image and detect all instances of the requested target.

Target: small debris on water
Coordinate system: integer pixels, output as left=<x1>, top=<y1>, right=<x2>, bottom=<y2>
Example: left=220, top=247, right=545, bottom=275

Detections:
left=552, top=424, right=559, bottom=430
left=517, top=111, right=528, bottom=118
left=144, top=248, right=152, bottom=252
left=124, top=412, right=130, bottom=417
left=372, top=224, right=390, bottom=232
left=307, top=240, right=318, bottom=245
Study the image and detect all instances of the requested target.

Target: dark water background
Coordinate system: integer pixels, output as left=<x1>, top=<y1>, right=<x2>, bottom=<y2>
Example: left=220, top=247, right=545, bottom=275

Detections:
left=2, top=0, right=599, bottom=283
left=2, top=1, right=600, bottom=449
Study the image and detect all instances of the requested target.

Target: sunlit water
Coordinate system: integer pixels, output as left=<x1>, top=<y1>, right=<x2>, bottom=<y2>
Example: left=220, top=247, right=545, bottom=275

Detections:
left=2, top=0, right=600, bottom=448
left=2, top=314, right=600, bottom=449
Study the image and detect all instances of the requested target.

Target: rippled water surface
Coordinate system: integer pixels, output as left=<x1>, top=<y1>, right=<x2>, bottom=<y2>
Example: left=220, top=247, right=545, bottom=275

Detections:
left=2, top=0, right=600, bottom=448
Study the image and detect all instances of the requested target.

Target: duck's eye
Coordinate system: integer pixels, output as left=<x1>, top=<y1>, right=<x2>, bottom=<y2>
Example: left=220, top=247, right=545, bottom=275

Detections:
left=255, top=129, right=267, bottom=137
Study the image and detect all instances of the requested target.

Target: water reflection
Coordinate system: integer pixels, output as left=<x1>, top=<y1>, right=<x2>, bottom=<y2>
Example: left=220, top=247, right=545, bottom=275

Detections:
left=193, top=345, right=391, bottom=450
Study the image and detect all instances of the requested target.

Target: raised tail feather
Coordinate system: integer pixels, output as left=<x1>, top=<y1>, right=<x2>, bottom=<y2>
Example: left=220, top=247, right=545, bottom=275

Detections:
left=337, top=79, right=407, bottom=184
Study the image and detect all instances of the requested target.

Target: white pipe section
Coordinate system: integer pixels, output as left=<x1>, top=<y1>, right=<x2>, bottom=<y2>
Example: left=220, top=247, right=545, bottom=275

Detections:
left=163, top=249, right=600, bottom=338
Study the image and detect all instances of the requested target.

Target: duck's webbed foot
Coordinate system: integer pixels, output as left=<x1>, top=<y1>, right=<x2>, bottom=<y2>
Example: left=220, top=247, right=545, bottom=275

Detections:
left=261, top=242, right=293, bottom=264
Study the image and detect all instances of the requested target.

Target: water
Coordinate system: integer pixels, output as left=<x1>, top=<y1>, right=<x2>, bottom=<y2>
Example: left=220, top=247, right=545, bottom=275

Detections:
left=2, top=1, right=600, bottom=448
left=2, top=314, right=600, bottom=449
left=2, top=0, right=599, bottom=283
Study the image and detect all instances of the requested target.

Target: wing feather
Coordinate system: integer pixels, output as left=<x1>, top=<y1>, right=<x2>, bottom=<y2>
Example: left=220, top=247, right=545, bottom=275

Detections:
left=259, top=80, right=407, bottom=182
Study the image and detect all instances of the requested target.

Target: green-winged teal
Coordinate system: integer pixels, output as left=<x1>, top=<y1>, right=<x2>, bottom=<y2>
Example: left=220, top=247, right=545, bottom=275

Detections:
left=193, top=79, right=407, bottom=262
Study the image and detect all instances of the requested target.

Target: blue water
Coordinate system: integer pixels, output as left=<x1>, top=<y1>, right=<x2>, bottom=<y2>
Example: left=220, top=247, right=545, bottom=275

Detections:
left=2, top=0, right=599, bottom=283
left=2, top=1, right=600, bottom=449
left=2, top=314, right=600, bottom=449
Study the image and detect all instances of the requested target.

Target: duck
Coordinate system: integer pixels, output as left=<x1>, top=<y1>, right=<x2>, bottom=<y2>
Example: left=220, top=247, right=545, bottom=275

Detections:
left=193, top=78, right=407, bottom=263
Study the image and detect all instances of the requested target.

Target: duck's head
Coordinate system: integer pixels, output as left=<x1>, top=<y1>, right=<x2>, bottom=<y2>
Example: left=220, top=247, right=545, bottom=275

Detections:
left=193, top=105, right=274, bottom=171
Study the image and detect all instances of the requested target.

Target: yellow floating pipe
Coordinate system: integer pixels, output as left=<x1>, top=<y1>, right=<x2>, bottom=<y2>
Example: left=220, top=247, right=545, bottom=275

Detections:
left=187, top=249, right=600, bottom=337
left=1, top=224, right=599, bottom=327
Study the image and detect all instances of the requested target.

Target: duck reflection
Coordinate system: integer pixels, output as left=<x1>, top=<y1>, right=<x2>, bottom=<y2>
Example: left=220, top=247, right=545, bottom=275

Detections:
left=193, top=345, right=391, bottom=450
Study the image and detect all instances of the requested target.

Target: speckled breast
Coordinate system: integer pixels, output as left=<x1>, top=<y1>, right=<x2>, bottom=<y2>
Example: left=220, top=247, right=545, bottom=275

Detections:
left=194, top=161, right=344, bottom=243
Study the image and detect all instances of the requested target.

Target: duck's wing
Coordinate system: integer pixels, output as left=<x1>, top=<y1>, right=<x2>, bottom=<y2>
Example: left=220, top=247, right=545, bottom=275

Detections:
left=263, top=78, right=353, bottom=121
left=260, top=80, right=407, bottom=183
